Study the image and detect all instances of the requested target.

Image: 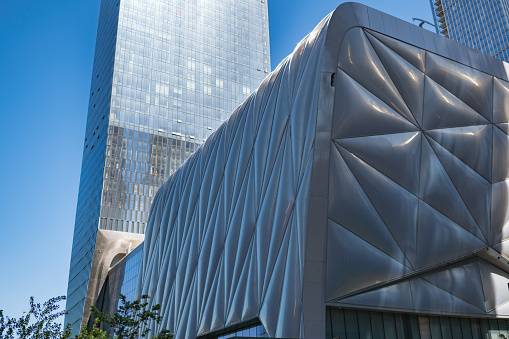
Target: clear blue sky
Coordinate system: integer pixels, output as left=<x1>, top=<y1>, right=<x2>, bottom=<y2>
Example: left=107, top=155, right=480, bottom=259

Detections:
left=0, top=0, right=433, bottom=319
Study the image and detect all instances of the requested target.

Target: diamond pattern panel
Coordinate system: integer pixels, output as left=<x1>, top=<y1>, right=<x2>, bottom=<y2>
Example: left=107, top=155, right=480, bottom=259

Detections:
left=492, top=180, right=509, bottom=242
left=326, top=219, right=412, bottom=300
left=137, top=17, right=329, bottom=339
left=338, top=27, right=417, bottom=126
left=138, top=15, right=509, bottom=339
left=494, top=78, right=509, bottom=123
left=423, top=76, right=489, bottom=130
left=426, top=125, right=492, bottom=181
left=416, top=201, right=485, bottom=269
left=420, top=132, right=482, bottom=240
left=328, top=144, right=408, bottom=265
left=335, top=132, right=421, bottom=195
left=365, top=31, right=424, bottom=126
left=332, top=70, right=418, bottom=139
left=366, top=30, right=425, bottom=72
left=335, top=143, right=418, bottom=267
left=327, top=27, right=509, bottom=318
left=337, top=258, right=499, bottom=316
left=426, top=135, right=491, bottom=238
left=493, top=126, right=509, bottom=183
left=425, top=52, right=493, bottom=121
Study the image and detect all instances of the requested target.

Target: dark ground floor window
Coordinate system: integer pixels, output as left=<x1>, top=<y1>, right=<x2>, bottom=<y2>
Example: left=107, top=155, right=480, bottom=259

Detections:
left=327, top=307, right=509, bottom=339
left=216, top=324, right=268, bottom=338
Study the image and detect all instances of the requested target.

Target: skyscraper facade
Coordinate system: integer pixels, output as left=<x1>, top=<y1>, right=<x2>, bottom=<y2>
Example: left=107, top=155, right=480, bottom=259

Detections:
left=65, top=0, right=270, bottom=333
left=430, top=0, right=509, bottom=62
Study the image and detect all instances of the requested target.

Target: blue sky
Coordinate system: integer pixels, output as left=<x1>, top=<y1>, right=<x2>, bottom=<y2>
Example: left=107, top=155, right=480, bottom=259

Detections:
left=0, top=0, right=433, bottom=320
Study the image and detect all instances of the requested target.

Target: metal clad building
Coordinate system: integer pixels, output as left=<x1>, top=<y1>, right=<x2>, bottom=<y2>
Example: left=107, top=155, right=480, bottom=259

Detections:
left=137, top=3, right=509, bottom=338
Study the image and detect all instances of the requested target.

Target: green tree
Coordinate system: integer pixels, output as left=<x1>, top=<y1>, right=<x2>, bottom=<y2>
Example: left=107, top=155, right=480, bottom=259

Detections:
left=1, top=295, right=172, bottom=339
left=0, top=295, right=72, bottom=339
left=76, top=319, right=108, bottom=339
left=90, top=294, right=173, bottom=339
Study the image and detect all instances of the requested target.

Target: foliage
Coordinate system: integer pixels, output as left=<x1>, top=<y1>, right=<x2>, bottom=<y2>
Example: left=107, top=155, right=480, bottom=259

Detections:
left=0, top=295, right=72, bottom=339
left=1, top=294, right=172, bottom=339
left=76, top=319, right=108, bottom=339
left=90, top=294, right=173, bottom=339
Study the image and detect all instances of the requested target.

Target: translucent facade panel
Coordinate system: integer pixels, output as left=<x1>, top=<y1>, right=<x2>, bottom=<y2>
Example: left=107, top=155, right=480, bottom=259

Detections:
left=137, top=3, right=509, bottom=338
left=138, top=13, right=327, bottom=338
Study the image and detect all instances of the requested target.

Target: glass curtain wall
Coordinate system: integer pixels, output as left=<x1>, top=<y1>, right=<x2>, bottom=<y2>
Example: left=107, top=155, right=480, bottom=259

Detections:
left=66, top=0, right=270, bottom=333
left=66, top=0, right=120, bottom=331
left=431, top=0, right=509, bottom=62
left=103, top=0, right=270, bottom=234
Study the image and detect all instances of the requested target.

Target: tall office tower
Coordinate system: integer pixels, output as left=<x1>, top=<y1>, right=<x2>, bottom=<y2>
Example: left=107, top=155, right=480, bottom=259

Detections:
left=430, top=0, right=509, bottom=62
left=65, top=0, right=270, bottom=334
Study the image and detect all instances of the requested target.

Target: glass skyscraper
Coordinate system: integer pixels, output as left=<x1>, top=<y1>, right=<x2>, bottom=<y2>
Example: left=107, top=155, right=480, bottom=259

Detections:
left=430, top=0, right=509, bottom=62
left=65, top=0, right=270, bottom=333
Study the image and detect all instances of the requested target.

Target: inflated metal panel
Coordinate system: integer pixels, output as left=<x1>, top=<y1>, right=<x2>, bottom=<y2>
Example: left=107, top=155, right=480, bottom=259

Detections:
left=137, top=3, right=509, bottom=338
left=327, top=13, right=509, bottom=321
left=137, top=12, right=329, bottom=339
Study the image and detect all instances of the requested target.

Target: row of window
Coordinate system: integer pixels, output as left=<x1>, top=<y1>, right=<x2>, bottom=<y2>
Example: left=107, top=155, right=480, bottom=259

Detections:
left=441, top=0, right=509, bottom=63
left=215, top=324, right=268, bottom=338
left=99, top=218, right=146, bottom=234
left=327, top=307, right=509, bottom=339
left=120, top=244, right=143, bottom=303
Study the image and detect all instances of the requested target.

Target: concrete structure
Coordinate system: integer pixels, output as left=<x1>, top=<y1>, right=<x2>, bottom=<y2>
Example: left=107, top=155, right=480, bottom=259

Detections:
left=92, top=242, right=143, bottom=326
left=65, top=0, right=270, bottom=334
left=431, top=0, right=509, bottom=62
left=136, top=3, right=509, bottom=338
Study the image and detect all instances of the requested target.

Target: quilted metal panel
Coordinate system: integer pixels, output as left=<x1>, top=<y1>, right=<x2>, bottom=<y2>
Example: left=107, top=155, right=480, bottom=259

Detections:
left=332, top=70, right=417, bottom=139
left=425, top=52, right=493, bottom=120
left=338, top=28, right=417, bottom=126
left=335, top=132, right=422, bottom=195
left=491, top=180, right=509, bottom=242
left=137, top=12, right=330, bottom=339
left=493, top=126, right=509, bottom=183
left=426, top=125, right=492, bottom=181
left=366, top=30, right=426, bottom=72
left=494, top=78, right=509, bottom=124
left=365, top=32, right=425, bottom=126
left=415, top=201, right=485, bottom=269
left=326, top=219, right=412, bottom=300
left=419, top=137, right=483, bottom=239
left=327, top=20, right=509, bottom=320
left=136, top=3, right=509, bottom=338
left=426, top=136, right=491, bottom=238
left=420, top=259, right=485, bottom=311
left=423, top=76, right=489, bottom=130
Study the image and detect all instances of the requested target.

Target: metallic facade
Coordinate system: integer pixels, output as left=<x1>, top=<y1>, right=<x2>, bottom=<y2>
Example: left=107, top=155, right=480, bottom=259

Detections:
left=138, top=3, right=509, bottom=338
left=65, top=0, right=270, bottom=333
left=431, top=0, right=509, bottom=62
